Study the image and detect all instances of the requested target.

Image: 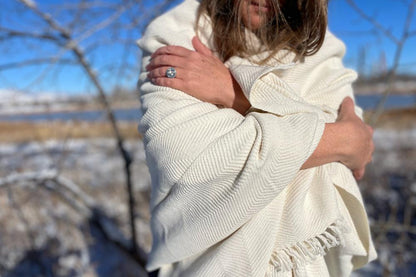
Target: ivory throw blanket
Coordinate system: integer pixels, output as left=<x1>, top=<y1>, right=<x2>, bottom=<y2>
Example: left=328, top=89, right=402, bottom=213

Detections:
left=137, top=0, right=377, bottom=276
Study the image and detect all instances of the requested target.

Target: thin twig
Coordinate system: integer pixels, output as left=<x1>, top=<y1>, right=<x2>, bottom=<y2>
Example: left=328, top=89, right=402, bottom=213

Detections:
left=74, top=5, right=128, bottom=44
left=0, top=170, right=147, bottom=265
left=345, top=0, right=400, bottom=44
left=0, top=58, right=75, bottom=71
left=368, top=0, right=416, bottom=125
left=6, top=186, right=37, bottom=247
left=346, top=0, right=416, bottom=125
left=16, top=0, right=141, bottom=263
left=0, top=28, right=61, bottom=42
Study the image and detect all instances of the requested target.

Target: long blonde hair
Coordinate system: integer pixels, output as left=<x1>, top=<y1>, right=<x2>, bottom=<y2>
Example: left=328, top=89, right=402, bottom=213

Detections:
left=197, top=0, right=328, bottom=63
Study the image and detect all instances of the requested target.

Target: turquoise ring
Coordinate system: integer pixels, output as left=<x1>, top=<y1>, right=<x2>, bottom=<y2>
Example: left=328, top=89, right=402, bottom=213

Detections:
left=166, top=67, right=176, bottom=78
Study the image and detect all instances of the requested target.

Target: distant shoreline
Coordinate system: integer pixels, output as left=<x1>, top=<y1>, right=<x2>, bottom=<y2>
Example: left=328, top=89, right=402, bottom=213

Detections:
left=0, top=107, right=414, bottom=143
left=1, top=94, right=415, bottom=120
left=0, top=100, right=141, bottom=117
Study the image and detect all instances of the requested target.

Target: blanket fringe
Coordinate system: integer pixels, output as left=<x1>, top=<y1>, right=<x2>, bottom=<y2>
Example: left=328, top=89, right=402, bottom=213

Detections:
left=269, top=219, right=349, bottom=272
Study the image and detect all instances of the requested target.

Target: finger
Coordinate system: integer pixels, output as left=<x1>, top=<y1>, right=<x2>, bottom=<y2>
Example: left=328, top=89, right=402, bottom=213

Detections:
left=151, top=76, right=184, bottom=91
left=151, top=45, right=193, bottom=59
left=146, top=54, right=187, bottom=71
left=148, top=66, right=185, bottom=80
left=339, top=97, right=355, bottom=116
left=192, top=36, right=212, bottom=56
left=353, top=168, right=365, bottom=180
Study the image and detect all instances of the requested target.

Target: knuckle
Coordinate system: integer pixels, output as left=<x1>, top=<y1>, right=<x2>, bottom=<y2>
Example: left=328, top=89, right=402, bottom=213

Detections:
left=160, top=55, right=168, bottom=64
left=165, top=46, right=175, bottom=54
left=170, top=46, right=180, bottom=53
left=158, top=67, right=165, bottom=77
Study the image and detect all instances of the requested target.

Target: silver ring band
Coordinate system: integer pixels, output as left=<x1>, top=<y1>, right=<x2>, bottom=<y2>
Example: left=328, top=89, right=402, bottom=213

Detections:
left=166, top=67, right=176, bottom=78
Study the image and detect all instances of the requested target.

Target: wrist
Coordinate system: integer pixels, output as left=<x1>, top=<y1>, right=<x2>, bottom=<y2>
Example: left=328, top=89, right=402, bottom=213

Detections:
left=301, top=122, right=346, bottom=169
left=222, top=71, right=240, bottom=107
left=231, top=77, right=251, bottom=114
left=325, top=122, right=348, bottom=163
left=216, top=70, right=251, bottom=115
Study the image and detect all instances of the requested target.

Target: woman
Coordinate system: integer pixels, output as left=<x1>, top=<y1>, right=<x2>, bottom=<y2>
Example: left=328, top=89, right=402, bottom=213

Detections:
left=137, top=0, right=376, bottom=276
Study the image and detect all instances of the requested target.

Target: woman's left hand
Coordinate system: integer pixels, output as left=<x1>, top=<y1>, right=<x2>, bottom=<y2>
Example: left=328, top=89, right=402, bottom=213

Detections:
left=146, top=37, right=250, bottom=114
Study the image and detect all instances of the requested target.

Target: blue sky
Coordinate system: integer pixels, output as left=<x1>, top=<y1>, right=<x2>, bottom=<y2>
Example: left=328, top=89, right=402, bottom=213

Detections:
left=328, top=0, right=416, bottom=76
left=0, top=0, right=415, bottom=96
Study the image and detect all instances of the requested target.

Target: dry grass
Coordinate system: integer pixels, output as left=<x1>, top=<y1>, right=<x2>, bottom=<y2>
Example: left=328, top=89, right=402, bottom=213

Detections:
left=0, top=107, right=414, bottom=143
left=364, top=107, right=416, bottom=129
left=0, top=121, right=142, bottom=143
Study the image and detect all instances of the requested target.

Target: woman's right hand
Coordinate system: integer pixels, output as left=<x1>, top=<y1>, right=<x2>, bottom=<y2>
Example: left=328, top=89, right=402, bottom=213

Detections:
left=336, top=97, right=374, bottom=179
left=146, top=37, right=251, bottom=115
left=302, top=97, right=374, bottom=180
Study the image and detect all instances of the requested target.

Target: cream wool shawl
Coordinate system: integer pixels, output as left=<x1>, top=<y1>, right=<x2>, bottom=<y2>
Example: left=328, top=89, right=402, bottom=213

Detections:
left=137, top=0, right=377, bottom=276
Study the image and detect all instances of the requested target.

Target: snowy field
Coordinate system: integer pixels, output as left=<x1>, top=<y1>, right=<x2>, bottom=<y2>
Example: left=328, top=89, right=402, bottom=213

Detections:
left=0, top=139, right=151, bottom=276
left=0, top=128, right=415, bottom=276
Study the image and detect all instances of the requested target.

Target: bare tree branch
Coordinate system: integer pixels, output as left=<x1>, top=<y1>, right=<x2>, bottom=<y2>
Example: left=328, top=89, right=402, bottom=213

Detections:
left=73, top=5, right=128, bottom=46
left=0, top=170, right=90, bottom=215
left=0, top=170, right=147, bottom=265
left=16, top=0, right=71, bottom=40
left=6, top=186, right=37, bottom=247
left=23, top=61, right=59, bottom=91
left=0, top=58, right=75, bottom=71
left=48, top=1, right=117, bottom=11
left=346, top=0, right=416, bottom=125
left=346, top=0, right=400, bottom=44
left=15, top=0, right=142, bottom=262
left=368, top=0, right=416, bottom=125
left=0, top=0, right=178, bottom=270
left=0, top=27, right=62, bottom=43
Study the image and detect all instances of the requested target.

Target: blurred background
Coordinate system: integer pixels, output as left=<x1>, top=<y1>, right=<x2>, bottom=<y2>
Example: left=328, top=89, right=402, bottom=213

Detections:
left=0, top=0, right=415, bottom=276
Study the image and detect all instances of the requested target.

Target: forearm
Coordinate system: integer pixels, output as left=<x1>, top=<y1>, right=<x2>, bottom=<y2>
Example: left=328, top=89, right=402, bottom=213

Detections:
left=227, top=74, right=251, bottom=115
left=301, top=97, right=374, bottom=172
left=301, top=123, right=343, bottom=169
left=231, top=97, right=345, bottom=170
left=140, top=77, right=325, bottom=260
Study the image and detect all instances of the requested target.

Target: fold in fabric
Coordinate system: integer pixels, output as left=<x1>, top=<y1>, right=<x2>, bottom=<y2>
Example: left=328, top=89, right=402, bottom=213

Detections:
left=137, top=0, right=376, bottom=275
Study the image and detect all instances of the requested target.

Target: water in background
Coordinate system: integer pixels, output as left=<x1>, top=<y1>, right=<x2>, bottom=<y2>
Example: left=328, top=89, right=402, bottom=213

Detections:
left=0, top=95, right=414, bottom=122
left=0, top=108, right=142, bottom=122
left=356, top=94, right=416, bottom=110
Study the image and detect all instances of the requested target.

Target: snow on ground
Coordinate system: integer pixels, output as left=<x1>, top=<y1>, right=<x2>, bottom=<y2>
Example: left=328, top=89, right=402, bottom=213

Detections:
left=0, top=127, right=415, bottom=275
left=0, top=138, right=151, bottom=276
left=0, top=89, right=89, bottom=115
